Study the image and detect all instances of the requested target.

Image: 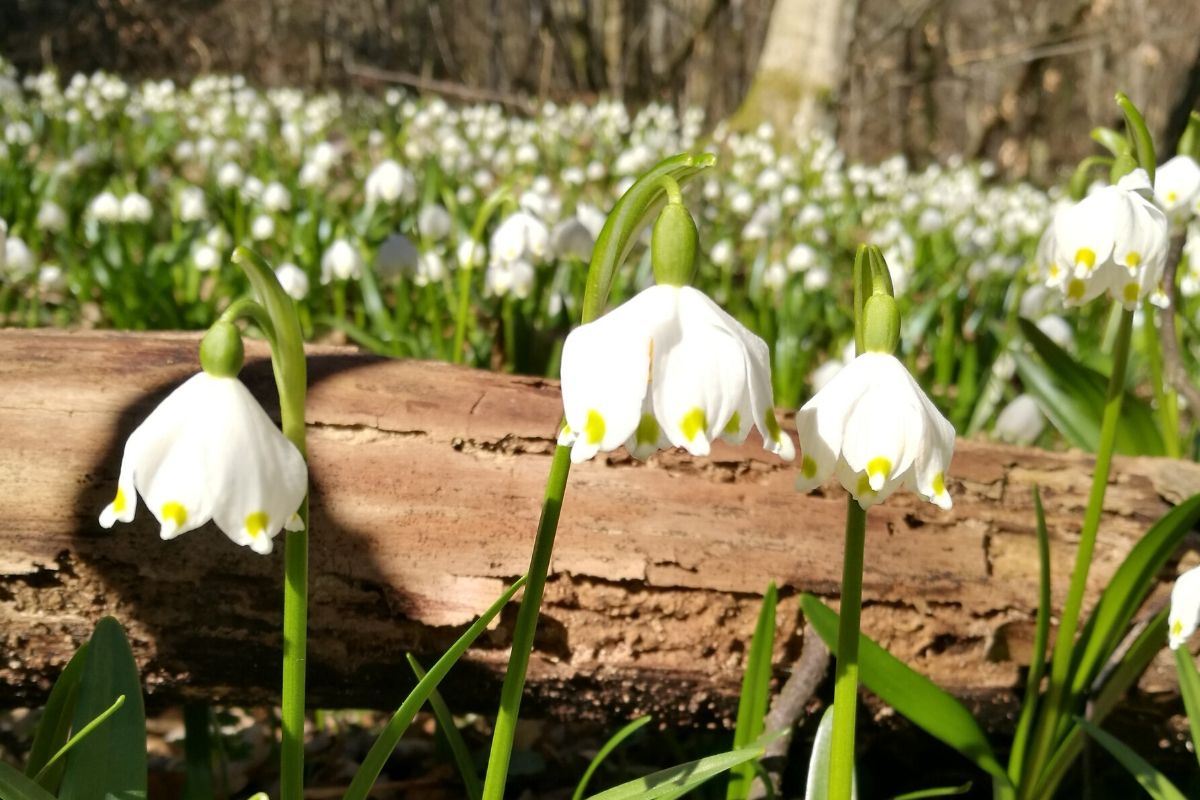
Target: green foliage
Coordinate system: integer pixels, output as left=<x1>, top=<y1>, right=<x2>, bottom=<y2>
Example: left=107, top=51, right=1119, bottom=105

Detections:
left=572, top=716, right=654, bottom=800
left=1077, top=719, right=1187, bottom=800
left=1014, top=317, right=1165, bottom=456
left=407, top=655, right=483, bottom=800
left=800, top=595, right=1012, bottom=790
left=726, top=582, right=777, bottom=800
left=582, top=735, right=777, bottom=800
left=59, top=617, right=147, bottom=800
left=25, top=643, right=88, bottom=792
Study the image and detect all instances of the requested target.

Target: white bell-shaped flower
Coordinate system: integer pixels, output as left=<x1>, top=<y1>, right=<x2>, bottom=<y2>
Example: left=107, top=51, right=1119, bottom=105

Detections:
left=1154, top=155, right=1200, bottom=221
left=98, top=372, right=307, bottom=555
left=1038, top=169, right=1169, bottom=308
left=794, top=352, right=955, bottom=510
left=490, top=211, right=549, bottom=264
left=1169, top=565, right=1200, bottom=649
left=558, top=284, right=795, bottom=464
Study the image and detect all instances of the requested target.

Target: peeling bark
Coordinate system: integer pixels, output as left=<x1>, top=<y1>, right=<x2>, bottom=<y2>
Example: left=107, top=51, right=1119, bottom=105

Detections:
left=1, top=330, right=1198, bottom=729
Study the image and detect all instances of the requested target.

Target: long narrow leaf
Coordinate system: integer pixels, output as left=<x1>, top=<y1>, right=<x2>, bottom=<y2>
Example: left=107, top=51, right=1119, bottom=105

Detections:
left=1172, top=648, right=1200, bottom=769
left=1032, top=610, right=1168, bottom=799
left=1077, top=719, right=1188, bottom=800
left=805, top=706, right=856, bottom=800
left=800, top=595, right=1012, bottom=790
left=1015, top=317, right=1164, bottom=455
left=34, top=696, right=126, bottom=784
left=344, top=575, right=527, bottom=800
left=1007, top=487, right=1051, bottom=785
left=572, top=716, right=654, bottom=800
left=0, top=761, right=58, bottom=800
left=1070, top=493, right=1200, bottom=699
left=25, top=642, right=89, bottom=791
left=59, top=617, right=147, bottom=800
left=727, top=582, right=777, bottom=800
left=407, top=654, right=483, bottom=800
left=890, top=783, right=971, bottom=799
left=584, top=738, right=772, bottom=800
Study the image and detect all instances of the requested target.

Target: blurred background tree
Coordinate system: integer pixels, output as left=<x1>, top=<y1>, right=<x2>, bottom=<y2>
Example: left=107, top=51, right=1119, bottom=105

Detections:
left=3, top=0, right=1199, bottom=180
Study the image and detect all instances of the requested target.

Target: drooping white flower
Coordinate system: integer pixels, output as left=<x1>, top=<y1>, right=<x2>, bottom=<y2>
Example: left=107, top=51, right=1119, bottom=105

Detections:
left=192, top=244, right=220, bottom=272
left=261, top=181, right=292, bottom=213
left=178, top=186, right=207, bottom=223
left=250, top=214, right=275, bottom=242
left=418, top=204, right=453, bottom=241
left=321, top=238, right=363, bottom=283
left=490, top=211, right=549, bottom=264
left=274, top=263, right=309, bottom=300
left=216, top=162, right=244, bottom=190
left=3, top=234, right=34, bottom=280
left=1154, top=155, right=1200, bottom=221
left=87, top=190, right=122, bottom=224
left=37, top=264, right=66, bottom=293
left=558, top=284, right=795, bottom=464
left=1038, top=170, right=1169, bottom=308
left=99, top=372, right=307, bottom=555
left=365, top=159, right=416, bottom=206
left=992, top=394, right=1045, bottom=445
left=1169, top=565, right=1200, bottom=649
left=37, top=201, right=68, bottom=232
left=119, top=192, right=153, bottom=224
left=795, top=351, right=955, bottom=510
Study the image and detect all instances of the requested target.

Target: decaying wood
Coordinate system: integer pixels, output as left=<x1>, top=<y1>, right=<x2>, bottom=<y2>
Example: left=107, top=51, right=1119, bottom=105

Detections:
left=2, top=329, right=1199, bottom=729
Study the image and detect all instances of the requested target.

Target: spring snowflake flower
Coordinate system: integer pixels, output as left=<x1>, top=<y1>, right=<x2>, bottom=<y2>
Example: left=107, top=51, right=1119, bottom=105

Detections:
left=558, top=284, right=795, bottom=464
left=1154, top=155, right=1200, bottom=221
left=1169, top=565, right=1200, bottom=649
left=99, top=371, right=307, bottom=555
left=1038, top=169, right=1169, bottom=308
left=321, top=238, right=363, bottom=283
left=365, top=159, right=416, bottom=205
left=795, top=351, right=955, bottom=510
left=274, top=263, right=309, bottom=300
left=491, top=211, right=550, bottom=265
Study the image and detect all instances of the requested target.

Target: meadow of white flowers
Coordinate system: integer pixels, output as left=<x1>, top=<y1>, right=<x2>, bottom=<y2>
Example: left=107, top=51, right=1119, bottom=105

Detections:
left=2, top=56, right=1197, bottom=447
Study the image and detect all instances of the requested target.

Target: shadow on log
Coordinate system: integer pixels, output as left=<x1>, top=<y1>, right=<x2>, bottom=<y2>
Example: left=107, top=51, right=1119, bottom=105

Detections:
left=1, top=329, right=1199, bottom=731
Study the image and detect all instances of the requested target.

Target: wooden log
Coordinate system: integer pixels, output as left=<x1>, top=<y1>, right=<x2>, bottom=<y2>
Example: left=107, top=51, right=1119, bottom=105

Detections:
left=1, top=329, right=1198, bottom=729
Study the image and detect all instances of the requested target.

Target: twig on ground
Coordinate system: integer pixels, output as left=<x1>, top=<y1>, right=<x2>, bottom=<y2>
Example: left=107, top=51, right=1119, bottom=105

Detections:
left=750, top=622, right=832, bottom=799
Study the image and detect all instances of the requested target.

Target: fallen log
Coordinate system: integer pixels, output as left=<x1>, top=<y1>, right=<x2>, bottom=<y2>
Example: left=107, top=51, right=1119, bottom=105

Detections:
left=1, top=329, right=1198, bottom=730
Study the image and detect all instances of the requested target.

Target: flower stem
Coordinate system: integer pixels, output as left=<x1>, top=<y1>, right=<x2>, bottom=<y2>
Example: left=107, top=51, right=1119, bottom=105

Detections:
left=829, top=496, right=867, bottom=800
left=481, top=444, right=573, bottom=800
left=1021, top=306, right=1134, bottom=794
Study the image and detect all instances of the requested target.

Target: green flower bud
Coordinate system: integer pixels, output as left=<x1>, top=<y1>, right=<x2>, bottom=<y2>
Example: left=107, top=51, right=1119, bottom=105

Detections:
left=862, top=293, right=900, bottom=354
left=651, top=200, right=698, bottom=287
left=200, top=320, right=245, bottom=378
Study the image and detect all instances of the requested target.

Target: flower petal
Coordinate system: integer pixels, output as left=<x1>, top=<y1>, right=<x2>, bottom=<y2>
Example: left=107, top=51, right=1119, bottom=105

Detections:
left=559, top=286, right=670, bottom=462
left=1170, top=565, right=1200, bottom=650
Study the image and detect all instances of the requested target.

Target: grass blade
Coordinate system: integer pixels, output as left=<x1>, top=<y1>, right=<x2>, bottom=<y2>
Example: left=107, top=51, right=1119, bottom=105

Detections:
left=801, top=595, right=1011, bottom=790
left=572, top=715, right=654, bottom=800
left=727, top=582, right=777, bottom=800
left=1007, top=487, right=1051, bottom=785
left=805, top=706, right=856, bottom=800
left=0, top=761, right=58, bottom=800
left=890, top=783, right=971, bottom=799
left=344, top=575, right=527, bottom=800
left=1172, top=647, right=1200, bottom=769
left=584, top=736, right=775, bottom=800
left=407, top=654, right=483, bottom=800
left=1077, top=719, right=1188, bottom=800
left=25, top=641, right=88, bottom=791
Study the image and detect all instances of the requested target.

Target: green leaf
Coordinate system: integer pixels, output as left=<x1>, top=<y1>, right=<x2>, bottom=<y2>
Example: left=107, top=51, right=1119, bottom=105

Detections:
left=800, top=595, right=1012, bottom=790
left=59, top=616, right=147, bottom=800
left=407, top=655, right=483, bottom=800
left=1172, top=648, right=1200, bottom=769
left=344, top=575, right=528, bottom=800
left=34, top=696, right=126, bottom=785
left=582, top=152, right=716, bottom=323
left=1090, top=126, right=1130, bottom=158
left=584, top=737, right=772, bottom=800
left=727, top=582, right=777, bottom=800
left=0, top=761, right=58, bottom=800
left=25, top=641, right=88, bottom=791
left=572, top=716, right=653, bottom=800
left=1031, top=610, right=1168, bottom=799
left=1070, top=493, right=1200, bottom=699
left=1015, top=317, right=1165, bottom=456
left=1077, top=719, right=1187, bottom=800
left=890, top=783, right=971, bottom=799
left=805, top=706, right=855, bottom=800
left=1007, top=488, right=1051, bottom=786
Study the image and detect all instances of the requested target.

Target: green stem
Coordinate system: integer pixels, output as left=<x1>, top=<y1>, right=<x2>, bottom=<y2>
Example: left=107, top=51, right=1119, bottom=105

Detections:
left=828, top=497, right=867, bottom=800
left=451, top=257, right=475, bottom=364
left=1021, top=307, right=1134, bottom=795
left=231, top=247, right=309, bottom=800
left=1142, top=301, right=1180, bottom=458
left=481, top=444, right=573, bottom=799
left=502, top=296, right=517, bottom=373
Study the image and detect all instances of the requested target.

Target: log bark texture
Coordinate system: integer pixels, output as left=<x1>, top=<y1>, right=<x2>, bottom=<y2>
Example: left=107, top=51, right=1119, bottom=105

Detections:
left=2, top=329, right=1199, bottom=729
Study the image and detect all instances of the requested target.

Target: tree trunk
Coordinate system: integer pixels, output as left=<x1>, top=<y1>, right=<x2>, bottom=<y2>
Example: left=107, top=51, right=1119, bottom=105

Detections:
left=1, top=330, right=1197, bottom=728
left=732, top=0, right=858, bottom=132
